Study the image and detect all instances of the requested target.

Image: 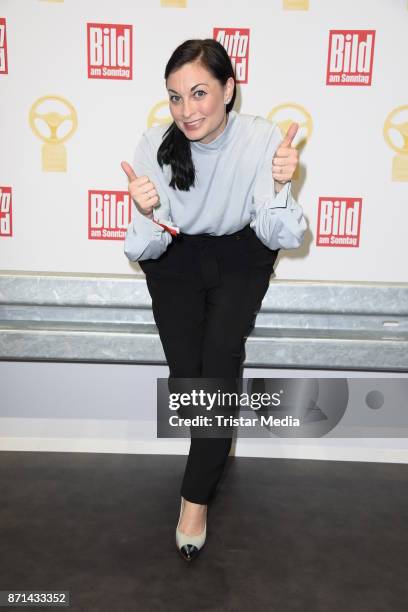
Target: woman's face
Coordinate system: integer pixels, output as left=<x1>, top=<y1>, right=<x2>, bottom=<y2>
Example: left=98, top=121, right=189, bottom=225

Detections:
left=166, top=61, right=235, bottom=144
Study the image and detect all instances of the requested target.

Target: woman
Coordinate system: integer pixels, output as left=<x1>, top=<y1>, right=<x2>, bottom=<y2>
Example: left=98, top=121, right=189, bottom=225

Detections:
left=122, top=38, right=306, bottom=562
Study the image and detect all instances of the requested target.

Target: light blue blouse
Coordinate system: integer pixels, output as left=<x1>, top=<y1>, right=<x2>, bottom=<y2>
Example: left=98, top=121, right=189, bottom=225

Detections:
left=124, top=110, right=307, bottom=261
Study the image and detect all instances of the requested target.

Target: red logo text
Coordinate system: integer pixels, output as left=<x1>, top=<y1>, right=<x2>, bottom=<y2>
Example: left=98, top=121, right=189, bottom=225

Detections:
left=316, top=197, right=362, bottom=247
left=326, top=30, right=375, bottom=86
left=0, top=187, right=12, bottom=237
left=0, top=18, right=8, bottom=74
left=87, top=23, right=132, bottom=80
left=88, top=190, right=131, bottom=240
left=214, top=28, right=250, bottom=83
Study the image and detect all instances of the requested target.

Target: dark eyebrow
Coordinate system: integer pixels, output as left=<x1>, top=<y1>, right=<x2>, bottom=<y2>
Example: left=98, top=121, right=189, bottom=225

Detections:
left=167, top=82, right=209, bottom=94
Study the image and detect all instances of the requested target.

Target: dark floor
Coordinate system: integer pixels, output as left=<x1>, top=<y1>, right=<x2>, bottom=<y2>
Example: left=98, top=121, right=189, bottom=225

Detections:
left=0, top=451, right=407, bottom=612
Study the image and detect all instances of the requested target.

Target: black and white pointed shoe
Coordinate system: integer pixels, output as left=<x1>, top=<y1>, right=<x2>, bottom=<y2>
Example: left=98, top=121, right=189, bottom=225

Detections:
left=175, top=496, right=207, bottom=562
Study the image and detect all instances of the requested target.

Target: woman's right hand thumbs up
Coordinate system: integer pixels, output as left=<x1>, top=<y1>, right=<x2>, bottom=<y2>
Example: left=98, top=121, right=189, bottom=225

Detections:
left=121, top=161, right=160, bottom=218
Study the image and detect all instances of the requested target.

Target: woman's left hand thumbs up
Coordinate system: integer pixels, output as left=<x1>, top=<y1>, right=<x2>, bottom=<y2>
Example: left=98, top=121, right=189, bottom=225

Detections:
left=272, top=122, right=299, bottom=185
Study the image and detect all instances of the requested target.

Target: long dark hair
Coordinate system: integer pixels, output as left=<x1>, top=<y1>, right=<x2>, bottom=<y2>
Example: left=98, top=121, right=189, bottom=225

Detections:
left=157, top=39, right=237, bottom=191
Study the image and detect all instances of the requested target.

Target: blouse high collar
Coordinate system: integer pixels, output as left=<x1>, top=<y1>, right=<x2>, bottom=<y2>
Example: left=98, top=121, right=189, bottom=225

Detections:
left=190, top=110, right=237, bottom=154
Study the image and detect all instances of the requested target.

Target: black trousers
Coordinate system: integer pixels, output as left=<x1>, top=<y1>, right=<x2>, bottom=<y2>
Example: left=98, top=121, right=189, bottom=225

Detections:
left=139, top=224, right=279, bottom=504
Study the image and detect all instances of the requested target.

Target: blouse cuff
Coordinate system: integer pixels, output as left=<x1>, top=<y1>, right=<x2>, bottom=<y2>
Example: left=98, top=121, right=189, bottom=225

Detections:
left=124, top=206, right=166, bottom=262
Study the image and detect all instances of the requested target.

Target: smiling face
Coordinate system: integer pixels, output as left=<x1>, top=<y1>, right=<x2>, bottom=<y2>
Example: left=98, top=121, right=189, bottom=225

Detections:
left=166, top=61, right=235, bottom=144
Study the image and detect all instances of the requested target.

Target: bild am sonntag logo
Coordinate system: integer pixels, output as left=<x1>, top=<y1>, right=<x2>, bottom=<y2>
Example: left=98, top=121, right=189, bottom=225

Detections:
left=87, top=23, right=132, bottom=80
left=316, top=197, right=362, bottom=247
left=88, top=190, right=131, bottom=240
left=0, top=17, right=8, bottom=74
left=326, top=30, right=375, bottom=86
left=0, top=187, right=12, bottom=237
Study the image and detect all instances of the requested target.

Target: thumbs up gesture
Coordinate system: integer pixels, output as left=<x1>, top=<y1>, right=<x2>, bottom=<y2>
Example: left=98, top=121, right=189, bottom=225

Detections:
left=272, top=122, right=299, bottom=186
left=121, top=161, right=160, bottom=218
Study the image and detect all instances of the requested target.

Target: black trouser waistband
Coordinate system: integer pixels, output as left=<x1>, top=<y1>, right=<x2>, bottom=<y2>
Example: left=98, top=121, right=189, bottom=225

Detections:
left=177, top=224, right=252, bottom=242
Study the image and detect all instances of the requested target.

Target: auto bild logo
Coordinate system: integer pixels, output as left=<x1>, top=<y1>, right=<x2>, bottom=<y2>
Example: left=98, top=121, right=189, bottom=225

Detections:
left=88, top=190, right=131, bottom=240
left=0, top=17, right=8, bottom=74
left=87, top=23, right=132, bottom=80
left=0, top=187, right=12, bottom=237
left=326, top=30, right=375, bottom=86
left=214, top=27, right=249, bottom=83
left=316, top=197, right=362, bottom=247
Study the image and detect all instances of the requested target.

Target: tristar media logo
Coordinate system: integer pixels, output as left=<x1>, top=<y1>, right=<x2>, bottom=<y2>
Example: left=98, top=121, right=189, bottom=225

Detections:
left=326, top=30, right=375, bottom=86
left=88, top=190, right=131, bottom=240
left=87, top=23, right=132, bottom=80
left=316, top=197, right=362, bottom=247
left=214, top=28, right=249, bottom=83
left=0, top=187, right=12, bottom=237
left=0, top=17, right=8, bottom=74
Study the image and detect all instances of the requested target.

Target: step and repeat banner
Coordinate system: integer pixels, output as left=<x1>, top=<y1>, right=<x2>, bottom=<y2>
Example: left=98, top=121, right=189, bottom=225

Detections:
left=0, top=0, right=407, bottom=281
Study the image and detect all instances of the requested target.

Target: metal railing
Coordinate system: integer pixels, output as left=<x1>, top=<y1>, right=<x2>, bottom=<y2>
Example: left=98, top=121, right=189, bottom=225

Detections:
left=0, top=273, right=407, bottom=371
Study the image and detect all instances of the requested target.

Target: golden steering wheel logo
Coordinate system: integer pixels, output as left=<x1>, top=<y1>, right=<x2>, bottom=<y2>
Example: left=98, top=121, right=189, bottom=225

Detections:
left=383, top=105, right=408, bottom=181
left=160, top=0, right=187, bottom=6
left=29, top=95, right=78, bottom=172
left=283, top=0, right=309, bottom=10
left=147, top=101, right=173, bottom=129
left=267, top=103, right=312, bottom=181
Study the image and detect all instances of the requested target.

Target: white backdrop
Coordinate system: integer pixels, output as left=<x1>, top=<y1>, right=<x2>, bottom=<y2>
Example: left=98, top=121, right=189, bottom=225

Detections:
left=0, top=0, right=407, bottom=281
